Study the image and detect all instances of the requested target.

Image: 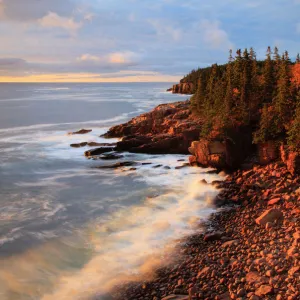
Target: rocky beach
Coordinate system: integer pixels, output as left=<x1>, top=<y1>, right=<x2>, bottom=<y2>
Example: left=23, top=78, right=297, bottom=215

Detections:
left=72, top=95, right=300, bottom=300
left=110, top=162, right=300, bottom=300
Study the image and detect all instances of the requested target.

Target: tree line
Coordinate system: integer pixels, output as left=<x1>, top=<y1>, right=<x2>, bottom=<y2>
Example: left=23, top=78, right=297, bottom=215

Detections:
left=187, top=47, right=300, bottom=150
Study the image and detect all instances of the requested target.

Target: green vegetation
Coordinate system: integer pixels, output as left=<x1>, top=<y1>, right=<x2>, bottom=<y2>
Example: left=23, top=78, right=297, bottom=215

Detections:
left=186, top=47, right=300, bottom=150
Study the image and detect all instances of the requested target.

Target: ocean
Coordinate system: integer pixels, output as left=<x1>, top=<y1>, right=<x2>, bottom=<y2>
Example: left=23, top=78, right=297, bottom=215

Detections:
left=0, top=83, right=222, bottom=300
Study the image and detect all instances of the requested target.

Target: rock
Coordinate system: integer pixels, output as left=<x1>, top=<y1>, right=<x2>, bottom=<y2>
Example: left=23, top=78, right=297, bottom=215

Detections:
left=189, top=131, right=252, bottom=170
left=87, top=142, right=116, bottom=147
left=70, top=142, right=88, bottom=148
left=204, top=231, right=223, bottom=242
left=222, top=240, right=239, bottom=248
left=96, top=161, right=137, bottom=169
left=196, top=267, right=210, bottom=278
left=68, top=129, right=92, bottom=135
left=84, top=147, right=115, bottom=157
left=288, top=266, right=300, bottom=276
left=153, top=165, right=163, bottom=168
left=246, top=272, right=264, bottom=284
left=280, top=145, right=300, bottom=175
left=237, top=288, right=246, bottom=297
left=189, top=156, right=197, bottom=166
left=268, top=197, right=282, bottom=205
left=175, top=164, right=189, bottom=169
left=101, top=100, right=202, bottom=155
left=249, top=296, right=260, bottom=300
left=258, top=141, right=279, bottom=165
left=255, top=208, right=284, bottom=226
left=255, top=285, right=273, bottom=297
left=162, top=295, right=189, bottom=300
left=100, top=154, right=123, bottom=160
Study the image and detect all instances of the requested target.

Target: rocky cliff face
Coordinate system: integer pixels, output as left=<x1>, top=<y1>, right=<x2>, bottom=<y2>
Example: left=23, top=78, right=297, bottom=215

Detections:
left=101, top=100, right=299, bottom=173
left=168, top=82, right=195, bottom=94
left=102, top=100, right=202, bottom=154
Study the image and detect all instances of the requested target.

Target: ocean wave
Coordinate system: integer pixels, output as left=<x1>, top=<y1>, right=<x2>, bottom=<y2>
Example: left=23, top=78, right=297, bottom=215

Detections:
left=0, top=112, right=133, bottom=134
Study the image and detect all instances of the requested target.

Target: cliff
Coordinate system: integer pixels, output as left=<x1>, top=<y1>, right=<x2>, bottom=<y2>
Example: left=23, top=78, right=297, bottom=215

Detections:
left=168, top=82, right=195, bottom=94
left=102, top=100, right=201, bottom=154
left=100, top=99, right=300, bottom=173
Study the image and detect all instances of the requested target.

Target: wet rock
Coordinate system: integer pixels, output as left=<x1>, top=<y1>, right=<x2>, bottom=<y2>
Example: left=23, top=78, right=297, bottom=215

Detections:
left=204, top=231, right=223, bottom=242
left=70, top=142, right=88, bottom=148
left=100, top=154, right=123, bottom=160
left=68, top=129, right=92, bottom=135
left=84, top=147, right=115, bottom=157
left=87, top=142, right=116, bottom=147
left=96, top=161, right=137, bottom=169
left=175, top=163, right=189, bottom=170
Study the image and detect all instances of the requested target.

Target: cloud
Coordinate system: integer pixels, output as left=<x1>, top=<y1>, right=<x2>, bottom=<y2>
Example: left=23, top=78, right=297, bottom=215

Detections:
left=128, top=13, right=136, bottom=22
left=200, top=20, right=233, bottom=50
left=108, top=52, right=138, bottom=64
left=38, top=12, right=82, bottom=33
left=77, top=51, right=139, bottom=66
left=0, top=0, right=74, bottom=22
left=77, top=54, right=102, bottom=63
left=84, top=13, right=95, bottom=22
left=0, top=58, right=26, bottom=68
left=148, top=19, right=182, bottom=41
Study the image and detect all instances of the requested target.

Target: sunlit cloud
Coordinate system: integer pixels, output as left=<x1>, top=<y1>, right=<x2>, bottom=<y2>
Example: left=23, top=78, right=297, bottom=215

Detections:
left=0, top=0, right=299, bottom=82
left=38, top=12, right=82, bottom=33
left=200, top=20, right=233, bottom=50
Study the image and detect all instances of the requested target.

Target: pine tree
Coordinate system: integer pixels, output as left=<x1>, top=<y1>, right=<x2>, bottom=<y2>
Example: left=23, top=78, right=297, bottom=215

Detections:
left=274, top=53, right=291, bottom=127
left=263, top=46, right=275, bottom=102
left=191, top=75, right=206, bottom=114
left=273, top=46, right=280, bottom=64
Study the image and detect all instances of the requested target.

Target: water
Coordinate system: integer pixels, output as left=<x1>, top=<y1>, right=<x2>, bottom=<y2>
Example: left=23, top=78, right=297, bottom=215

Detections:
left=0, top=83, right=222, bottom=300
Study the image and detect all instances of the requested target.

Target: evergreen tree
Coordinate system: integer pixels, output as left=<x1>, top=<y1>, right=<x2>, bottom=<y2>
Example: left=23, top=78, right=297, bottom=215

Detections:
left=262, top=46, right=275, bottom=102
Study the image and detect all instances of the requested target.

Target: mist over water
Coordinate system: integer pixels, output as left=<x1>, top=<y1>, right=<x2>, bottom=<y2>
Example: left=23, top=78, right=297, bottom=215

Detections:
left=0, top=83, right=223, bottom=299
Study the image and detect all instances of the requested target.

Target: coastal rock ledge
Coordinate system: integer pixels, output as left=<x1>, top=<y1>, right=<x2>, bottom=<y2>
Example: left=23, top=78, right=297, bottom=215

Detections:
left=102, top=100, right=201, bottom=154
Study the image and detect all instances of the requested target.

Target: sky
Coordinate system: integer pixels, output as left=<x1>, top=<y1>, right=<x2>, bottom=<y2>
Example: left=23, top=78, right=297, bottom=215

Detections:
left=0, top=0, right=299, bottom=83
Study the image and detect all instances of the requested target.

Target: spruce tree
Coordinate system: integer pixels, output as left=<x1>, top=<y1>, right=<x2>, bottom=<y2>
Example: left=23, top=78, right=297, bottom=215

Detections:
left=263, top=46, right=275, bottom=102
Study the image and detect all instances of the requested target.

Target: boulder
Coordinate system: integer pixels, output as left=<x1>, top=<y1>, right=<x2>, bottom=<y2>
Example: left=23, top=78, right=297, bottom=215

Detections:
left=204, top=231, right=223, bottom=242
left=255, top=285, right=273, bottom=297
left=96, top=161, right=137, bottom=169
left=87, top=142, right=116, bottom=147
left=280, top=144, right=300, bottom=175
left=84, top=147, right=115, bottom=157
left=100, top=154, right=123, bottom=160
left=188, top=127, right=253, bottom=170
left=70, top=142, right=88, bottom=148
left=162, top=295, right=189, bottom=300
left=68, top=129, right=92, bottom=135
left=255, top=208, right=284, bottom=226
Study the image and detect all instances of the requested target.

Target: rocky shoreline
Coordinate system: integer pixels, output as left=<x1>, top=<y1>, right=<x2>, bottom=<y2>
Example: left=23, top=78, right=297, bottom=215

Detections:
left=69, top=99, right=299, bottom=300
left=109, top=162, right=300, bottom=300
